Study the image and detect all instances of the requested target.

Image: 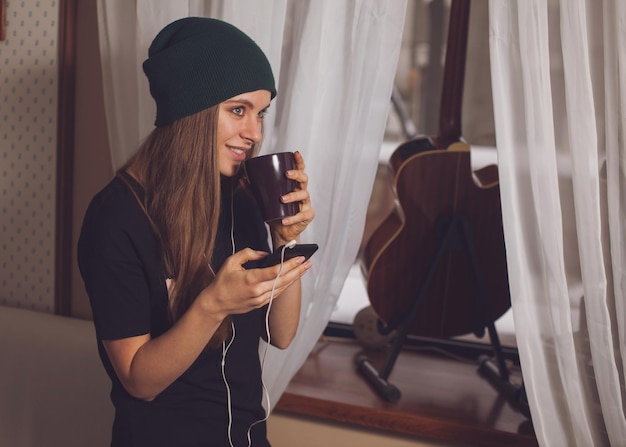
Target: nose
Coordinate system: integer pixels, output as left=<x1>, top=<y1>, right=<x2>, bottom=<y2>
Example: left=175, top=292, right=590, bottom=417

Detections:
left=241, top=115, right=263, bottom=144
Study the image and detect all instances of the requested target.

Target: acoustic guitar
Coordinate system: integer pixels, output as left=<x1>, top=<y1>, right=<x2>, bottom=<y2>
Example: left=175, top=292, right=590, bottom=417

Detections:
left=359, top=0, right=510, bottom=340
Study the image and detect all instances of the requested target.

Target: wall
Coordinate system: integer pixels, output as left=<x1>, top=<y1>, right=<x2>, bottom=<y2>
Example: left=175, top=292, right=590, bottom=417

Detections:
left=0, top=0, right=59, bottom=312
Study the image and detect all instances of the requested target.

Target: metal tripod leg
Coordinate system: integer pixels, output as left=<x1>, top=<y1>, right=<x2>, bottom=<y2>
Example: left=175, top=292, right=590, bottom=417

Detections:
left=356, top=217, right=462, bottom=403
left=458, top=219, right=529, bottom=417
left=456, top=217, right=509, bottom=381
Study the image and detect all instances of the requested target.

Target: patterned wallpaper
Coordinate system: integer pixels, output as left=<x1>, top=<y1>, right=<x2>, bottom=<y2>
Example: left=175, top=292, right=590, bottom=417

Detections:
left=0, top=0, right=59, bottom=312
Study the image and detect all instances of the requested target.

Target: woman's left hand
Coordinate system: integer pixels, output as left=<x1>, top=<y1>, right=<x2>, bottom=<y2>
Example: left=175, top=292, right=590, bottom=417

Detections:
left=270, top=151, right=315, bottom=245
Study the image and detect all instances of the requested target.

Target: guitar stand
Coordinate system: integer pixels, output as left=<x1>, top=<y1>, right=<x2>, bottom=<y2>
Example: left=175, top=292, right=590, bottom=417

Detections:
left=356, top=215, right=527, bottom=415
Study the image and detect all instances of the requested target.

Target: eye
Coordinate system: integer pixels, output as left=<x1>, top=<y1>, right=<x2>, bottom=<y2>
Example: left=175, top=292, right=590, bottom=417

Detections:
left=231, top=106, right=244, bottom=116
left=258, top=109, right=269, bottom=119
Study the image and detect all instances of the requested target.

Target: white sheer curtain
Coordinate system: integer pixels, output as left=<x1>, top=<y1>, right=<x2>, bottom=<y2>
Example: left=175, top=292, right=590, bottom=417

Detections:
left=489, top=0, right=626, bottom=446
left=96, top=0, right=406, bottom=405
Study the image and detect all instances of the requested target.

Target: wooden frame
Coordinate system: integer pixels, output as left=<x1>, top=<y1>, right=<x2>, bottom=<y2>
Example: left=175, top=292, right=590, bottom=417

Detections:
left=0, top=0, right=6, bottom=41
left=55, top=0, right=78, bottom=315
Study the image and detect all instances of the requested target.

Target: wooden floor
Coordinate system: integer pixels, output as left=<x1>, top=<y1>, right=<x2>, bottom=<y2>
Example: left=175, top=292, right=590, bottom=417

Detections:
left=275, top=336, right=537, bottom=447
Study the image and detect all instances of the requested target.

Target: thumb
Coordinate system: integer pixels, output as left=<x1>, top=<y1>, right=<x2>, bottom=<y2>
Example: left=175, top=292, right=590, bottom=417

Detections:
left=230, top=248, right=268, bottom=267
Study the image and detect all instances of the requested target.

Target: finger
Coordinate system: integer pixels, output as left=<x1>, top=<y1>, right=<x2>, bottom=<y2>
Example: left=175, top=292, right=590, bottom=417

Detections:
left=228, top=248, right=269, bottom=268
left=287, top=152, right=308, bottom=189
left=256, top=255, right=304, bottom=278
left=279, top=206, right=315, bottom=228
left=256, top=258, right=310, bottom=292
left=294, top=151, right=306, bottom=171
left=286, top=168, right=308, bottom=185
left=267, top=260, right=312, bottom=296
left=281, top=189, right=309, bottom=206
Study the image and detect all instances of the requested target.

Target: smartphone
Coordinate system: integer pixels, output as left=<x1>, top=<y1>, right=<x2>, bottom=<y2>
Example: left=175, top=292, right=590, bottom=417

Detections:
left=259, top=243, right=319, bottom=268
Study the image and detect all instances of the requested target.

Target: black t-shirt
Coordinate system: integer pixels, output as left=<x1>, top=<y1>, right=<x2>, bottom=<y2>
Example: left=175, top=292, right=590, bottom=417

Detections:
left=78, top=174, right=271, bottom=447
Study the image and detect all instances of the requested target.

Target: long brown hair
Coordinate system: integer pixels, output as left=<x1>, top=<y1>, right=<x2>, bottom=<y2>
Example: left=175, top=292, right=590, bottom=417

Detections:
left=119, top=105, right=233, bottom=347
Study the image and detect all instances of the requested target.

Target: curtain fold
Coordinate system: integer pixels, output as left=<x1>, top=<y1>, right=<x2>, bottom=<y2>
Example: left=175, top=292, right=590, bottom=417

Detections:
left=255, top=0, right=407, bottom=404
left=97, top=0, right=194, bottom=169
left=489, top=0, right=626, bottom=445
left=96, top=0, right=406, bottom=407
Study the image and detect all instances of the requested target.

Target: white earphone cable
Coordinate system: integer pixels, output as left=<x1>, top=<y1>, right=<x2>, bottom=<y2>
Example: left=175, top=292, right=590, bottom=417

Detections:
left=222, top=322, right=236, bottom=447
left=223, top=185, right=293, bottom=445
left=224, top=189, right=237, bottom=447
left=245, top=244, right=289, bottom=446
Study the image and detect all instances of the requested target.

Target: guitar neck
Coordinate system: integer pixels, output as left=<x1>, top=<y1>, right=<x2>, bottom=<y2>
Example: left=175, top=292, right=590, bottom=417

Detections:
left=437, top=0, right=471, bottom=149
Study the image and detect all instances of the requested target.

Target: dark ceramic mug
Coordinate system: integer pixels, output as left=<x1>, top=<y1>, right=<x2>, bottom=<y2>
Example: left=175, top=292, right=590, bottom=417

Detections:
left=244, top=152, right=299, bottom=222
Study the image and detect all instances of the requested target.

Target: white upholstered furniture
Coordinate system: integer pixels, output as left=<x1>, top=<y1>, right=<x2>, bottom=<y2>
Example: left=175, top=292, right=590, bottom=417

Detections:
left=0, top=306, right=113, bottom=447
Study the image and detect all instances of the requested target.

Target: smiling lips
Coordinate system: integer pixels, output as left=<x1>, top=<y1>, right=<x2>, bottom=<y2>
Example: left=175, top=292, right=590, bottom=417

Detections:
left=228, top=146, right=248, bottom=161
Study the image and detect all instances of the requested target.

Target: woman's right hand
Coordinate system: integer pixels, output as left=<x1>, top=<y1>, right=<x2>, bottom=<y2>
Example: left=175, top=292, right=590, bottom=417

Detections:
left=103, top=248, right=309, bottom=401
left=196, top=248, right=310, bottom=319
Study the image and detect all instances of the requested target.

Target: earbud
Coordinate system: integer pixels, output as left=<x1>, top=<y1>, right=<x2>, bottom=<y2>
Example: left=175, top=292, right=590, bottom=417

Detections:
left=286, top=240, right=297, bottom=249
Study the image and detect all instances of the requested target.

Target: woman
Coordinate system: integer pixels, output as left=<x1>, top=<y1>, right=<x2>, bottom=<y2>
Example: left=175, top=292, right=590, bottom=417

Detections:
left=78, top=17, right=314, bottom=447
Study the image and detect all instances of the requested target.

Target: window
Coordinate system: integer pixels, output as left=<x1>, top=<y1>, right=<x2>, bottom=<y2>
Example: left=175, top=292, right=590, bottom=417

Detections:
left=329, top=0, right=516, bottom=351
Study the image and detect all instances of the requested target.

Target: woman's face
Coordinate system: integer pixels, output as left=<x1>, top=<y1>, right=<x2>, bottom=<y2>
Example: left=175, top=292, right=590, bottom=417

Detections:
left=217, top=89, right=272, bottom=176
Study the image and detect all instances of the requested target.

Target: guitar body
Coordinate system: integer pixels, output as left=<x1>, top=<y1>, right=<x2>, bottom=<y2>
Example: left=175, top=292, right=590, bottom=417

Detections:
left=360, top=140, right=510, bottom=338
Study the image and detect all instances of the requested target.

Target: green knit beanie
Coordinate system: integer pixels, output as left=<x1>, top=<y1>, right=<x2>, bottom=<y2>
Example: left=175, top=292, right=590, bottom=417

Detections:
left=143, top=17, right=277, bottom=126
